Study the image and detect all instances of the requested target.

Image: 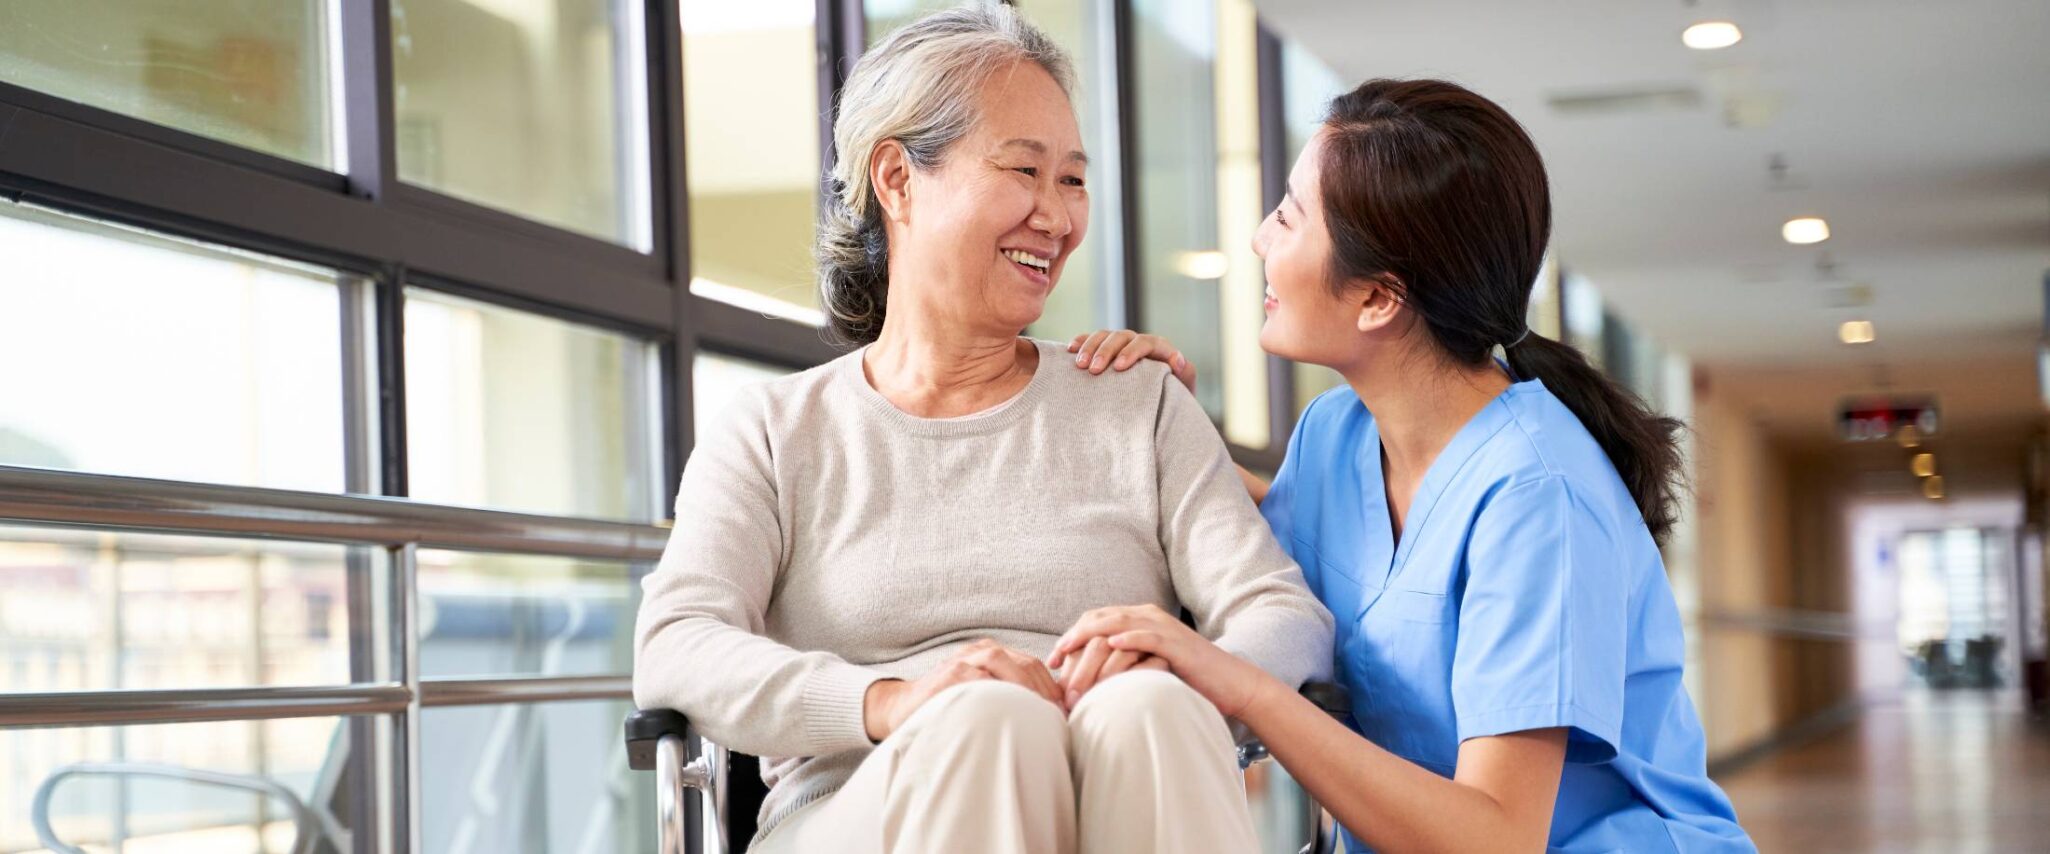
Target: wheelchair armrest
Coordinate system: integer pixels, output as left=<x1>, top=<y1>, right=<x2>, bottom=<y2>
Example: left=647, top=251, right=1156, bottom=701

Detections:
left=624, top=708, right=691, bottom=771
left=1299, top=681, right=1352, bottom=721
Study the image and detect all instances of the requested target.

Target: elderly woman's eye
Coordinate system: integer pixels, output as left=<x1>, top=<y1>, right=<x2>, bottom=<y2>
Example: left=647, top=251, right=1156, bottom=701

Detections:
left=1061, top=176, right=1086, bottom=188
left=1013, top=167, right=1039, bottom=178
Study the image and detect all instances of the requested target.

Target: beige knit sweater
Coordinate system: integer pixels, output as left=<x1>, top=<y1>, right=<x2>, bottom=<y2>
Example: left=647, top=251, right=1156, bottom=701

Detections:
left=632, top=339, right=1334, bottom=839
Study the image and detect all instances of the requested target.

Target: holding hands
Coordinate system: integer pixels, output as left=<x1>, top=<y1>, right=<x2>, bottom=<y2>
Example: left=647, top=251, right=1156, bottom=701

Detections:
left=1049, top=604, right=1286, bottom=720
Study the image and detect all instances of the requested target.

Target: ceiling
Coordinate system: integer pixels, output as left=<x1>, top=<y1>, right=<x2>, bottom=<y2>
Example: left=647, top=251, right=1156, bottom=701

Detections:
left=1253, top=0, right=2050, bottom=373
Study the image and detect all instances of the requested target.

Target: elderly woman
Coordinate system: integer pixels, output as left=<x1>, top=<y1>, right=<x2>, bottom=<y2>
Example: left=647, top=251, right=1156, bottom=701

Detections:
left=632, top=5, right=1332, bottom=854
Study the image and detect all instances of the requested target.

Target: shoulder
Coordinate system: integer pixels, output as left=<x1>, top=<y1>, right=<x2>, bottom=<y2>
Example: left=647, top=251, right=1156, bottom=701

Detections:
left=1476, top=382, right=1641, bottom=538
left=1030, top=338, right=1177, bottom=418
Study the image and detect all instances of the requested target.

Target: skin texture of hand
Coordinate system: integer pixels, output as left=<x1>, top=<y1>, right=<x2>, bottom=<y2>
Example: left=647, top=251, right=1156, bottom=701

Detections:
left=1052, top=606, right=1571, bottom=853
left=1052, top=635, right=1168, bottom=710
left=1048, top=604, right=1280, bottom=719
left=863, top=639, right=1063, bottom=741
left=1069, top=330, right=1197, bottom=393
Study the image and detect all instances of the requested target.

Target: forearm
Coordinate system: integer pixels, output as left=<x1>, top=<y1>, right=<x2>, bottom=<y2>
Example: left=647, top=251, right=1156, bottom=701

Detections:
left=1241, top=686, right=1545, bottom=853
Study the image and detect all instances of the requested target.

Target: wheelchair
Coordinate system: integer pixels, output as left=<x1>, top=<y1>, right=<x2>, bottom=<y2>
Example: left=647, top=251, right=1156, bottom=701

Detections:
left=624, top=681, right=1352, bottom=854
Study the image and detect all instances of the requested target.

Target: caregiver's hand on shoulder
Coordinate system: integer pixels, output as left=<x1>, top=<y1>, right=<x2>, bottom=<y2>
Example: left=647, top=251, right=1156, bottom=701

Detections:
left=1049, top=604, right=1284, bottom=719
left=1069, top=330, right=1196, bottom=393
left=863, top=639, right=1063, bottom=741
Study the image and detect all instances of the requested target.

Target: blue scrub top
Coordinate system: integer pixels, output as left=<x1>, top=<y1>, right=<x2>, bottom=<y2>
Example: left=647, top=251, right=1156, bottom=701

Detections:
left=1262, top=379, right=1753, bottom=853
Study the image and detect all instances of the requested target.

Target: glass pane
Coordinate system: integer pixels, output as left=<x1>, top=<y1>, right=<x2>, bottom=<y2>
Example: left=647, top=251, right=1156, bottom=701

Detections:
left=0, top=526, right=365, bottom=693
left=1131, top=0, right=1225, bottom=420
left=681, top=0, right=823, bottom=323
left=404, top=288, right=660, bottom=521
left=692, top=351, right=796, bottom=443
left=0, top=200, right=348, bottom=492
left=422, top=699, right=647, bottom=853
left=0, top=0, right=334, bottom=168
left=1017, top=0, right=1121, bottom=343
left=392, top=0, right=649, bottom=248
left=1277, top=40, right=1352, bottom=419
left=418, top=550, right=638, bottom=679
left=1213, top=0, right=1267, bottom=448
left=3, top=716, right=357, bottom=853
left=864, top=0, right=960, bottom=47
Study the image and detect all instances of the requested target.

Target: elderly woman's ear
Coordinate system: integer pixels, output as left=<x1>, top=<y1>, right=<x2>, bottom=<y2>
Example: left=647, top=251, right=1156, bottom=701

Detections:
left=870, top=139, right=914, bottom=225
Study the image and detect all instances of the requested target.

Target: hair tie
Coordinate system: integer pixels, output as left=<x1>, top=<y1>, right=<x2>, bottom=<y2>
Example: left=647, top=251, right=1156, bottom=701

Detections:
left=1506, top=327, right=1533, bottom=348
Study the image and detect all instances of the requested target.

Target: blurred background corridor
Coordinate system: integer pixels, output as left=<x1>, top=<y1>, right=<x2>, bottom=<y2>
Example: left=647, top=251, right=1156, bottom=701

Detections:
left=1, top=0, right=2046, bottom=851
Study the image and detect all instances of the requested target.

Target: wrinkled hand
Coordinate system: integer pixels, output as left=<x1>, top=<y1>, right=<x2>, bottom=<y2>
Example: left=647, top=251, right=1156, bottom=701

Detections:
left=1048, top=604, right=1283, bottom=719
left=864, top=639, right=1062, bottom=741
left=1050, top=632, right=1169, bottom=711
left=1069, top=330, right=1197, bottom=393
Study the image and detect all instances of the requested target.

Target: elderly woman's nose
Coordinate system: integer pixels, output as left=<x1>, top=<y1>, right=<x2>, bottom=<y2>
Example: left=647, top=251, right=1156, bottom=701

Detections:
left=1028, top=185, right=1072, bottom=238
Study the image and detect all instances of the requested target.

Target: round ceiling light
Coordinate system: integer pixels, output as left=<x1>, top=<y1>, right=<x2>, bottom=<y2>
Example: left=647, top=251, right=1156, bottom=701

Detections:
left=1783, top=217, right=1831, bottom=245
left=1682, top=21, right=1743, bottom=50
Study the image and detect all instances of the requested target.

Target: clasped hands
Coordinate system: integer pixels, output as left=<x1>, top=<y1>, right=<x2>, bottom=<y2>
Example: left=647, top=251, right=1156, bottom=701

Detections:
left=862, top=604, right=1281, bottom=742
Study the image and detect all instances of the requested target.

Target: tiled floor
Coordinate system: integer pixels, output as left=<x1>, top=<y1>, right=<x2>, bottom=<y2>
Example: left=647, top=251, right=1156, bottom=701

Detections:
left=1716, top=690, right=2050, bottom=853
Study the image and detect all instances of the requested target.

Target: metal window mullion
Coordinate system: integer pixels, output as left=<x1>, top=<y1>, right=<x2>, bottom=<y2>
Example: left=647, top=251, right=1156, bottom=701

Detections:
left=338, top=0, right=397, bottom=202
left=1111, top=0, right=1145, bottom=332
left=1253, top=21, right=1296, bottom=442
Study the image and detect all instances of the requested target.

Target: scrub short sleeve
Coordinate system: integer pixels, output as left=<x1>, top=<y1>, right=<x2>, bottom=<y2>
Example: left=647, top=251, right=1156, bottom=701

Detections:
left=1452, top=475, right=1626, bottom=764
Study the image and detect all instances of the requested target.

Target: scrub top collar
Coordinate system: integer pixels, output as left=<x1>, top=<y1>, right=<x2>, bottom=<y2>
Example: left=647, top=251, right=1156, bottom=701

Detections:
left=1354, top=377, right=1534, bottom=593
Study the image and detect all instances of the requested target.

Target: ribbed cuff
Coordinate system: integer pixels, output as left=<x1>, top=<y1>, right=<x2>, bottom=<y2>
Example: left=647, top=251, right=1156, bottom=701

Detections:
left=800, top=662, right=891, bottom=755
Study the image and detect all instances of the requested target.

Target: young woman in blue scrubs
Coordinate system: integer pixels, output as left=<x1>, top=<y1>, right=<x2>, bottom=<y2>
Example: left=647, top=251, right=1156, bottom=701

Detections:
left=1053, top=79, right=1754, bottom=852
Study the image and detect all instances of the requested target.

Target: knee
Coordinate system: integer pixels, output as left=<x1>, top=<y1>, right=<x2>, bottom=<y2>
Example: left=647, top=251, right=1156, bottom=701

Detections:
left=903, top=679, right=1067, bottom=747
left=1069, top=670, right=1222, bottom=741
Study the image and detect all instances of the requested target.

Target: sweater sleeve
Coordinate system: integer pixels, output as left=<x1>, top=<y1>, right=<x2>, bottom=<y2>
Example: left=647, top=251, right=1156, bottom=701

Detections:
left=1152, top=372, right=1336, bottom=687
left=632, top=384, right=889, bottom=758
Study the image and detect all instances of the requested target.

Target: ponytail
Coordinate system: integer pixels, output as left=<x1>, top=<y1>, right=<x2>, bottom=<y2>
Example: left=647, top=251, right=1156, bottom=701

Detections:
left=1505, top=335, right=1686, bottom=542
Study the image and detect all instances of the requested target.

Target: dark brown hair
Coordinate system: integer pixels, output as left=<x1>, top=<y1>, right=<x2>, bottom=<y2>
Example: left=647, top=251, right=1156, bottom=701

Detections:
left=1318, top=79, right=1685, bottom=542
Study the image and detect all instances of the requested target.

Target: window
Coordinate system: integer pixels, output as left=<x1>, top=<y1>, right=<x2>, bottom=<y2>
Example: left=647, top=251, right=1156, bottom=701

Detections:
left=0, top=526, right=364, bottom=693
left=404, top=289, right=661, bottom=521
left=0, top=0, right=335, bottom=167
left=681, top=0, right=825, bottom=323
left=865, top=0, right=962, bottom=46
left=418, top=550, right=640, bottom=679
left=1131, top=0, right=1269, bottom=445
left=4, top=716, right=356, bottom=853
left=1016, top=0, right=1123, bottom=343
left=0, top=200, right=350, bottom=492
left=421, top=699, right=640, bottom=854
left=391, top=0, right=650, bottom=247
left=1278, top=40, right=1350, bottom=416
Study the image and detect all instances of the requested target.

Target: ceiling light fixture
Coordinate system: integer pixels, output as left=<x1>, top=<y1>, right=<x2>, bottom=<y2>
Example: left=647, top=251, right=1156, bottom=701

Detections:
left=1922, top=475, right=1946, bottom=500
left=1783, top=217, right=1830, bottom=244
left=1839, top=320, right=1875, bottom=345
left=1911, top=453, right=1936, bottom=478
left=1682, top=21, right=1743, bottom=50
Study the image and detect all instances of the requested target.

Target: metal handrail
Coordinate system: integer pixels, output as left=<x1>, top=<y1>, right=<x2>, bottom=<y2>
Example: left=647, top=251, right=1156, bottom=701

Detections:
left=0, top=464, right=668, bottom=560
left=421, top=675, right=632, bottom=707
left=0, top=685, right=412, bottom=729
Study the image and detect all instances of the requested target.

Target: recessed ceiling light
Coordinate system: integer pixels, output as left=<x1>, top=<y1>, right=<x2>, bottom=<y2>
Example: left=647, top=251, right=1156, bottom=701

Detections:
left=1911, top=453, right=1936, bottom=478
left=1922, top=474, right=1946, bottom=500
left=1839, top=320, right=1875, bottom=345
left=1783, top=217, right=1831, bottom=244
left=1682, top=21, right=1743, bottom=50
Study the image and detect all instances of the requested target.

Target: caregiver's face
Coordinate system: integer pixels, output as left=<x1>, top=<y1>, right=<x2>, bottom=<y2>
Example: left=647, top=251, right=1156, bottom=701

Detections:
left=1252, top=129, right=1361, bottom=366
left=905, top=60, right=1089, bottom=334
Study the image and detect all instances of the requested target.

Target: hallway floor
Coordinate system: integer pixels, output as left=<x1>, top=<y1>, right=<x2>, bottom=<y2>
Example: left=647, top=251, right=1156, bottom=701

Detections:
left=1716, top=690, right=2050, bottom=853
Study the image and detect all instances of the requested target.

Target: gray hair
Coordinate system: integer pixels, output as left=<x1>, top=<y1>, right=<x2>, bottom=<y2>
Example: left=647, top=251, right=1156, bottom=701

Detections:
left=817, top=2, right=1075, bottom=345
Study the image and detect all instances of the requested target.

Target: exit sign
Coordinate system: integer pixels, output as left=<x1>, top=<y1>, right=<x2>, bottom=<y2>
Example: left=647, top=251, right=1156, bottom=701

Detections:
left=1838, top=396, right=1939, bottom=442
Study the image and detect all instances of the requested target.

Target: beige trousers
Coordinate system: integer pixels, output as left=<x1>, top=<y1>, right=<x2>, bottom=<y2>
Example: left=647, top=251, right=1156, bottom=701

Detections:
left=753, top=670, right=1261, bottom=854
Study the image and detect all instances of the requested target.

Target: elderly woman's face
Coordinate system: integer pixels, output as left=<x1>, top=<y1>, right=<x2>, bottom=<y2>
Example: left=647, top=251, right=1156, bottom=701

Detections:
left=903, top=61, right=1089, bottom=334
